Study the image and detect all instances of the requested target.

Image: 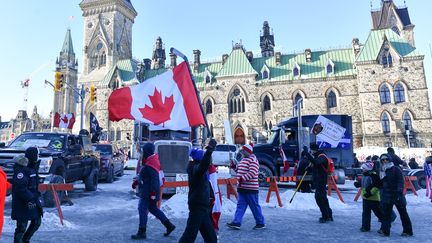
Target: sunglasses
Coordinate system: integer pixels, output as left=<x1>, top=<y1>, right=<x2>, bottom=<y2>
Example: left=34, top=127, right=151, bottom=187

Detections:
left=381, top=158, right=389, bottom=161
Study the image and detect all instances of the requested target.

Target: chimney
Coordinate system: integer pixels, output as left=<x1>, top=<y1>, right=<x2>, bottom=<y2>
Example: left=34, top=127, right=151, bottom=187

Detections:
left=143, top=58, right=151, bottom=70
left=275, top=52, right=281, bottom=65
left=304, top=49, right=312, bottom=62
left=246, top=51, right=253, bottom=62
left=222, top=54, right=229, bottom=64
left=170, top=52, right=177, bottom=68
left=193, top=49, right=201, bottom=72
left=352, top=38, right=361, bottom=56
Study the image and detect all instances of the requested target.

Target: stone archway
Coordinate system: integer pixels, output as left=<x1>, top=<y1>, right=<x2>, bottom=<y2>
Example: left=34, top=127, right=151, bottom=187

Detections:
left=234, top=126, right=245, bottom=145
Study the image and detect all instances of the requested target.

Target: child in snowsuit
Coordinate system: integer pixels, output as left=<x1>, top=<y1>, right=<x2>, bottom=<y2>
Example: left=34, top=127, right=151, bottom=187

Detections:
left=354, top=162, right=382, bottom=232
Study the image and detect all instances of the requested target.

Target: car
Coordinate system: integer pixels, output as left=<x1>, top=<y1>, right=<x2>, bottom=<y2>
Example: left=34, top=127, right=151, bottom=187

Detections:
left=0, top=132, right=100, bottom=207
left=212, top=144, right=238, bottom=166
left=93, top=143, right=125, bottom=183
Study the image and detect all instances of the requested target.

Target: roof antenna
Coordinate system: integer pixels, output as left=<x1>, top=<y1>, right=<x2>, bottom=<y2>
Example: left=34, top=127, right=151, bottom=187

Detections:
left=370, top=0, right=373, bottom=10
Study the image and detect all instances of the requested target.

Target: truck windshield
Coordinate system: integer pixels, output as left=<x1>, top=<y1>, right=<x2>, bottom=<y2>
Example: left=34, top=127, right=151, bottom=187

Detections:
left=9, top=133, right=66, bottom=150
left=267, top=130, right=280, bottom=145
left=93, top=145, right=112, bottom=155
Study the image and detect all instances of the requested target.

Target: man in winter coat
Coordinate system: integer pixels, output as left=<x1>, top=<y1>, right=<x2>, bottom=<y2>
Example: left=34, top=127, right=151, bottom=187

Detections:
left=354, top=162, right=382, bottom=232
left=303, top=143, right=333, bottom=223
left=387, top=147, right=406, bottom=168
left=378, top=153, right=413, bottom=237
left=12, top=147, right=43, bottom=243
left=179, top=139, right=218, bottom=243
left=0, top=166, right=11, bottom=239
left=408, top=158, right=419, bottom=169
left=227, top=144, right=265, bottom=230
left=131, top=143, right=175, bottom=240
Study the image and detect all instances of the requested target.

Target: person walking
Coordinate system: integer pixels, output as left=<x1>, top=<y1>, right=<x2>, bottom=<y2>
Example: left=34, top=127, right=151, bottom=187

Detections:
left=226, top=144, right=265, bottom=230
left=131, top=143, right=175, bottom=240
left=354, top=162, right=382, bottom=232
left=12, top=147, right=43, bottom=243
left=378, top=153, right=413, bottom=237
left=303, top=144, right=333, bottom=223
left=0, top=166, right=11, bottom=239
left=179, top=139, right=218, bottom=243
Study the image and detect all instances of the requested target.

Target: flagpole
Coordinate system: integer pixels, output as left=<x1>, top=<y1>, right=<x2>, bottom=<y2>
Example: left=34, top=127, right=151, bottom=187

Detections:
left=170, top=47, right=211, bottom=139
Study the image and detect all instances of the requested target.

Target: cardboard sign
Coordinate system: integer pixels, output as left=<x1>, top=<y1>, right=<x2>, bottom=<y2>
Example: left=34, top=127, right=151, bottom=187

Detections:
left=312, top=115, right=346, bottom=147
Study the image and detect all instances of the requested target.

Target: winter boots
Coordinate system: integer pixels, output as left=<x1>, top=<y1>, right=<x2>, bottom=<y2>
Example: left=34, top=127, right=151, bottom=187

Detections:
left=163, top=220, right=176, bottom=237
left=131, top=227, right=146, bottom=240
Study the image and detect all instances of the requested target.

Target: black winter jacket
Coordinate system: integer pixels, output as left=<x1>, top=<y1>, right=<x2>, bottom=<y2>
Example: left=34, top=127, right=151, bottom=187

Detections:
left=186, top=148, right=213, bottom=210
left=138, top=165, right=160, bottom=201
left=304, top=150, right=328, bottom=188
left=388, top=152, right=405, bottom=168
left=380, top=165, right=405, bottom=204
left=12, top=163, right=42, bottom=221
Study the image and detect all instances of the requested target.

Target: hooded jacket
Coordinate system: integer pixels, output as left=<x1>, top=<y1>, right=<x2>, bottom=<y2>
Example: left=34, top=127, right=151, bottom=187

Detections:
left=187, top=148, right=214, bottom=210
left=138, top=154, right=161, bottom=200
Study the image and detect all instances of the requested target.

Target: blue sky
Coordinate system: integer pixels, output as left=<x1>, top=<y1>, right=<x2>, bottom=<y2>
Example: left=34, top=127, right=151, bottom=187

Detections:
left=1, top=0, right=431, bottom=121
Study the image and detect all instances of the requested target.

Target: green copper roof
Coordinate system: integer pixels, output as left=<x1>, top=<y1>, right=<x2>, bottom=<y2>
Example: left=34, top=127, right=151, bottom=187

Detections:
left=61, top=28, right=74, bottom=55
left=101, top=59, right=139, bottom=87
left=356, top=28, right=421, bottom=62
left=216, top=48, right=258, bottom=77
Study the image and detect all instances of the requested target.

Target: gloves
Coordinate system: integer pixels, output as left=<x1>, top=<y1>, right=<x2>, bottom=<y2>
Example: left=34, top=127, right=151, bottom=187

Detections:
left=28, top=201, right=37, bottom=210
left=229, top=160, right=237, bottom=170
left=353, top=181, right=361, bottom=188
left=150, top=192, right=157, bottom=200
left=206, top=138, right=217, bottom=150
left=132, top=179, right=138, bottom=189
left=283, top=162, right=290, bottom=173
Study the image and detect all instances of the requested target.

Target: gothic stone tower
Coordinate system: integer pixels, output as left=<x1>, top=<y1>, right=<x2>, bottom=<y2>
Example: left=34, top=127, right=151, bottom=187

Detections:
left=77, top=0, right=137, bottom=131
left=53, top=28, right=78, bottom=116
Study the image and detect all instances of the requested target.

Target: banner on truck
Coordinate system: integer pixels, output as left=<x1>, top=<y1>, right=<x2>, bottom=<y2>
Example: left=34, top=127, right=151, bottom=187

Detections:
left=312, top=115, right=346, bottom=147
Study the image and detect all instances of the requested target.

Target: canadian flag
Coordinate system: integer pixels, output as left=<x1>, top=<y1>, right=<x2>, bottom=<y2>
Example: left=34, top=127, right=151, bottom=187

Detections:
left=279, top=146, right=290, bottom=173
left=108, top=61, right=205, bottom=130
left=53, top=112, right=75, bottom=129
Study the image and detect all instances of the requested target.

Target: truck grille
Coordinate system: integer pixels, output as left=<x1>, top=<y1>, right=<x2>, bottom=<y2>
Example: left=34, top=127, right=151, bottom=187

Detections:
left=0, top=155, right=17, bottom=179
left=157, top=145, right=189, bottom=174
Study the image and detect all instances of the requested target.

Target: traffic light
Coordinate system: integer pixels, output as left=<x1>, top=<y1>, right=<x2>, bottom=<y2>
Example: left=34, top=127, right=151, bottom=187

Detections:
left=54, top=71, right=64, bottom=92
left=90, top=85, right=97, bottom=104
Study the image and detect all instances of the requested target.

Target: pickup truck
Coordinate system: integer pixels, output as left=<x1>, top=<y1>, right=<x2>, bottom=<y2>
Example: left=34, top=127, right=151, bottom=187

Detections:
left=0, top=132, right=100, bottom=205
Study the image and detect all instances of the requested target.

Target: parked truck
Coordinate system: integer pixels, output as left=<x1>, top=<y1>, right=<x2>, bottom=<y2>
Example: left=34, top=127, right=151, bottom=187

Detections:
left=252, top=114, right=356, bottom=185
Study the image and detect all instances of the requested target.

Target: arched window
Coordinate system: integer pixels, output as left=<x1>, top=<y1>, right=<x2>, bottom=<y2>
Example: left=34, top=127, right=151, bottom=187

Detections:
left=326, top=64, right=333, bottom=74
left=394, top=83, right=405, bottom=103
left=205, top=99, right=213, bottom=114
left=210, top=124, right=214, bottom=137
left=264, top=121, right=268, bottom=130
left=403, top=111, right=412, bottom=131
left=229, top=87, right=246, bottom=114
left=269, top=121, right=273, bottom=130
left=116, top=128, right=121, bottom=141
left=379, top=85, right=391, bottom=104
left=327, top=91, right=337, bottom=108
left=381, top=44, right=393, bottom=68
left=205, top=75, right=211, bottom=84
left=293, top=66, right=300, bottom=77
left=294, top=93, right=303, bottom=108
left=110, top=129, right=115, bottom=141
left=381, top=113, right=391, bottom=134
left=263, top=95, right=271, bottom=111
left=262, top=70, right=269, bottom=79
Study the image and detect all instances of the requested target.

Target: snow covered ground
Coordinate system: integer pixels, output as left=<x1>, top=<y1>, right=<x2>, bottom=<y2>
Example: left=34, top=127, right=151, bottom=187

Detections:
left=2, top=170, right=431, bottom=242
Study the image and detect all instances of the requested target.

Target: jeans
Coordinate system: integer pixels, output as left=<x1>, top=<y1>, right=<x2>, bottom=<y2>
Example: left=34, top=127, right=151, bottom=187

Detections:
left=362, top=200, right=382, bottom=230
left=232, top=191, right=265, bottom=226
left=381, top=197, right=412, bottom=235
left=14, top=217, right=41, bottom=243
left=315, top=185, right=332, bottom=219
left=179, top=208, right=217, bottom=243
left=138, top=198, right=168, bottom=228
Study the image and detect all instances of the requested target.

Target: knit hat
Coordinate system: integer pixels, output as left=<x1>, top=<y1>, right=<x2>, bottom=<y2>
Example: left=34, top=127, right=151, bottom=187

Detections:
left=371, top=155, right=379, bottom=161
left=361, top=162, right=374, bottom=171
left=25, top=147, right=39, bottom=163
left=242, top=144, right=253, bottom=154
left=141, top=142, right=155, bottom=160
left=380, top=153, right=391, bottom=162
left=190, top=147, right=204, bottom=162
left=13, top=154, right=28, bottom=167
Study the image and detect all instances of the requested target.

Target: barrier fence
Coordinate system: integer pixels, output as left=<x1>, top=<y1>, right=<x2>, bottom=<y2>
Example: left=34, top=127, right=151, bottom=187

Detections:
left=38, top=183, right=74, bottom=225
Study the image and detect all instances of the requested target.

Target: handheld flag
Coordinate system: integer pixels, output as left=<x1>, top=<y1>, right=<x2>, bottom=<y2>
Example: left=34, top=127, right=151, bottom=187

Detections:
left=90, top=112, right=101, bottom=134
left=279, top=146, right=290, bottom=173
left=108, top=61, right=205, bottom=130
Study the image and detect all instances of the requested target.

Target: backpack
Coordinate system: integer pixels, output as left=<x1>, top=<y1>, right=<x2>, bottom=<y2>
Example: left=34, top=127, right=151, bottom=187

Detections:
left=318, top=153, right=335, bottom=174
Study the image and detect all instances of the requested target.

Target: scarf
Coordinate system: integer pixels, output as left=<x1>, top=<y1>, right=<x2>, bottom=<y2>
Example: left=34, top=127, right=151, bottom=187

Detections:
left=380, top=162, right=394, bottom=179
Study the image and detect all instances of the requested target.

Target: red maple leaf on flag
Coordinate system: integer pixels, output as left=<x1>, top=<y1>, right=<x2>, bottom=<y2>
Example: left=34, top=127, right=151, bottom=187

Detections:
left=61, top=115, right=68, bottom=124
left=139, top=88, right=175, bottom=126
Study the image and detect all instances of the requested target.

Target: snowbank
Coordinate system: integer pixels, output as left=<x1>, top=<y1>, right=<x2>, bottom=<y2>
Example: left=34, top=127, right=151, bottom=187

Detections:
left=264, top=190, right=352, bottom=211
left=2, top=212, right=77, bottom=233
left=158, top=194, right=239, bottom=219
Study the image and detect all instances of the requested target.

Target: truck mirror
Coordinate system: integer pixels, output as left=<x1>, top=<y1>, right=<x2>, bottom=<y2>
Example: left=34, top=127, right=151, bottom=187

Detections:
left=279, top=128, right=286, bottom=145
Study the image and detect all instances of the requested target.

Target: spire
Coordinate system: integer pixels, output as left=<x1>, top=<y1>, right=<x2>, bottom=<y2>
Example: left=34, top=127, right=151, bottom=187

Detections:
left=61, top=28, right=75, bottom=55
left=260, top=21, right=275, bottom=57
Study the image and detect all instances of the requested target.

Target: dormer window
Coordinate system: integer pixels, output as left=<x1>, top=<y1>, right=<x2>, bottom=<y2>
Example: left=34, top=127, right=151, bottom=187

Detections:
left=205, top=75, right=211, bottom=84
left=205, top=69, right=212, bottom=84
left=261, top=64, right=270, bottom=79
left=381, top=41, right=393, bottom=68
left=326, top=59, right=335, bottom=75
left=304, top=49, right=312, bottom=62
left=391, top=26, right=400, bottom=36
left=293, top=63, right=300, bottom=77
